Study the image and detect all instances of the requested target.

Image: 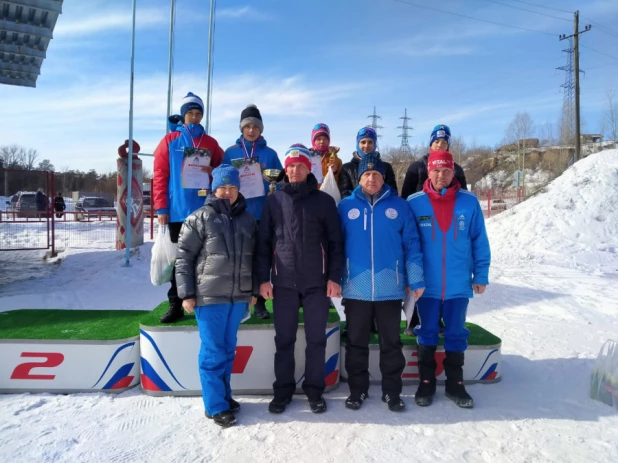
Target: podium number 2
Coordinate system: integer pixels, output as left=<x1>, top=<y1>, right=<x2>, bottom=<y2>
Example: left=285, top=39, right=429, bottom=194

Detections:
left=10, top=352, right=65, bottom=380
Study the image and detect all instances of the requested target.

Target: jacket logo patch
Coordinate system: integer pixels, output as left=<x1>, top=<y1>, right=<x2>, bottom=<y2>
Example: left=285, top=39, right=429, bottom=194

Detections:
left=419, top=215, right=432, bottom=222
left=385, top=208, right=398, bottom=219
left=348, top=208, right=361, bottom=220
left=458, top=214, right=465, bottom=231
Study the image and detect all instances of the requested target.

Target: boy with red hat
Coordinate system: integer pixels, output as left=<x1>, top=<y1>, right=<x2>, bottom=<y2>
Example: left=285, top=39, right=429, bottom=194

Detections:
left=407, top=149, right=490, bottom=409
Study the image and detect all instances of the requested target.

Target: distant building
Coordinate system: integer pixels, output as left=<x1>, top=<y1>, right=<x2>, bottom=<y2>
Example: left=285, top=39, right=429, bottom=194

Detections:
left=581, top=134, right=603, bottom=144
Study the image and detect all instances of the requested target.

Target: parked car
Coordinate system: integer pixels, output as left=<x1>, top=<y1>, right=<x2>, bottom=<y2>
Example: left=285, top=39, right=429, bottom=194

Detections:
left=490, top=199, right=507, bottom=211
left=5, top=191, right=38, bottom=217
left=75, top=196, right=117, bottom=219
left=143, top=191, right=152, bottom=215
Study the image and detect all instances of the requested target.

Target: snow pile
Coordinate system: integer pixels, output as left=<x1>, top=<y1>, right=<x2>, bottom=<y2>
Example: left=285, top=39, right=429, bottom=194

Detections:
left=487, top=149, right=618, bottom=272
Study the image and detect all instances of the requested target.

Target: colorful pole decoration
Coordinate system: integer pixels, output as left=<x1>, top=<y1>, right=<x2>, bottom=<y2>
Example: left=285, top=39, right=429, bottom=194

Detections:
left=117, top=141, right=144, bottom=250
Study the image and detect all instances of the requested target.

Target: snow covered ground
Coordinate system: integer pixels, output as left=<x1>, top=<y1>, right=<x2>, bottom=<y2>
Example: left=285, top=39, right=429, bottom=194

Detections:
left=1, top=151, right=617, bottom=462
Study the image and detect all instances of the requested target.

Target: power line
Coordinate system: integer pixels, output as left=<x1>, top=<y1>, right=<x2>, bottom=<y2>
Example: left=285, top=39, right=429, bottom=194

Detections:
left=502, top=0, right=572, bottom=14
left=581, top=17, right=618, bottom=39
left=482, top=0, right=571, bottom=22
left=581, top=45, right=618, bottom=62
left=389, top=0, right=557, bottom=36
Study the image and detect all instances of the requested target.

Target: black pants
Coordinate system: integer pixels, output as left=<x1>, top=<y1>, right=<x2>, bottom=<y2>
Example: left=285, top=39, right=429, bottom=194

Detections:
left=167, top=222, right=183, bottom=308
left=272, top=285, right=330, bottom=401
left=345, top=299, right=405, bottom=396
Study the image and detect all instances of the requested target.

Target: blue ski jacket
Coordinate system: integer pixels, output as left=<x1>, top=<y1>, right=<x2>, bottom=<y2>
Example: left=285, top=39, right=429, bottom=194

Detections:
left=407, top=183, right=490, bottom=300
left=223, top=137, right=282, bottom=221
left=338, top=185, right=424, bottom=301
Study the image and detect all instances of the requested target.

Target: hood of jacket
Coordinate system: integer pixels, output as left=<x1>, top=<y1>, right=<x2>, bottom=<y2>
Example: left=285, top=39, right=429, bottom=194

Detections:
left=168, top=114, right=183, bottom=133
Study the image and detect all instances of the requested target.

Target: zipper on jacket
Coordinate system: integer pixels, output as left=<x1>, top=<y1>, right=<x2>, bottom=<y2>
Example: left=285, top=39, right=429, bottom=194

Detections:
left=230, top=216, right=236, bottom=300
left=346, top=258, right=350, bottom=283
left=364, top=208, right=367, bottom=231
left=321, top=243, right=326, bottom=274
left=273, top=247, right=278, bottom=276
left=369, top=191, right=388, bottom=300
left=396, top=260, right=399, bottom=285
left=441, top=233, right=447, bottom=301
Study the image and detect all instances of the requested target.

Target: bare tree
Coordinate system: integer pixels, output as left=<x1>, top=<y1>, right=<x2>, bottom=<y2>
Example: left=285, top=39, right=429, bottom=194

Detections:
left=23, top=148, right=39, bottom=170
left=381, top=145, right=417, bottom=191
left=449, top=136, right=467, bottom=165
left=601, top=88, right=618, bottom=147
left=1, top=145, right=26, bottom=196
left=537, top=121, right=557, bottom=147
left=504, top=112, right=535, bottom=190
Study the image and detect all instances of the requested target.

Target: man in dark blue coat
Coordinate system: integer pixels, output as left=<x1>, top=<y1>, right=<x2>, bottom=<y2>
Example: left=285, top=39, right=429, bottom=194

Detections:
left=258, top=143, right=344, bottom=415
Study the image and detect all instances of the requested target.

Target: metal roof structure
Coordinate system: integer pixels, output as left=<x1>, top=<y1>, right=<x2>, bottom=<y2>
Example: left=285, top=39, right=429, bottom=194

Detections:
left=0, top=0, right=63, bottom=88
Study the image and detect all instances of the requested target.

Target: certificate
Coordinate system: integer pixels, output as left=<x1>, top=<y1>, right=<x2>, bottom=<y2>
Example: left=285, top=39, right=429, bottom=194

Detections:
left=233, top=157, right=265, bottom=199
left=310, top=154, right=323, bottom=184
left=181, top=148, right=211, bottom=190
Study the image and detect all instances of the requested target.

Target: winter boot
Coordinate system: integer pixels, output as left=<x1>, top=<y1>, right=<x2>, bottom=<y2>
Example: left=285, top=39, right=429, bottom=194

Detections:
left=415, top=345, right=437, bottom=407
left=227, top=398, right=240, bottom=413
left=382, top=393, right=405, bottom=412
left=444, top=351, right=474, bottom=408
left=253, top=297, right=270, bottom=320
left=345, top=392, right=368, bottom=410
left=205, top=410, right=236, bottom=428
left=268, top=397, right=291, bottom=414
left=308, top=396, right=327, bottom=414
left=160, top=303, right=184, bottom=324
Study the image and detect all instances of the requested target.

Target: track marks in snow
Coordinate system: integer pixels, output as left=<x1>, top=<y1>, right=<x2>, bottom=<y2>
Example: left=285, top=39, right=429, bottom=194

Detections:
left=13, top=398, right=48, bottom=416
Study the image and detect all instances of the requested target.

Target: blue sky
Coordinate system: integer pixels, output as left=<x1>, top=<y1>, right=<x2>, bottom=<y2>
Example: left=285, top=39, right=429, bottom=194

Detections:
left=1, top=0, right=616, bottom=174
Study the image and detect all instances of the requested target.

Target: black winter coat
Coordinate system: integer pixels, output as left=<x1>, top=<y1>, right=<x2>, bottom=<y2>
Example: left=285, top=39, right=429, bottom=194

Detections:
left=54, top=196, right=66, bottom=212
left=400, top=153, right=467, bottom=200
left=258, top=173, right=343, bottom=291
left=338, top=151, right=398, bottom=198
left=175, top=194, right=258, bottom=306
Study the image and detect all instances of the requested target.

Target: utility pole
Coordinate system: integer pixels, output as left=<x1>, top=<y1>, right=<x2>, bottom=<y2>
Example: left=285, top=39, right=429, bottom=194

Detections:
left=560, top=11, right=591, bottom=162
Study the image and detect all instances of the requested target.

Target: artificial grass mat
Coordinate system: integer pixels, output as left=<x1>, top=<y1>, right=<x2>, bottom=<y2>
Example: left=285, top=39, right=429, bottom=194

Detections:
left=0, top=303, right=501, bottom=346
left=0, top=309, right=148, bottom=341
left=140, top=300, right=342, bottom=327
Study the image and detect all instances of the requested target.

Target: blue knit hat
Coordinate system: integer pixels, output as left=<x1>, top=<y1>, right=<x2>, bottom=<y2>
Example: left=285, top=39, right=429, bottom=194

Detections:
left=356, top=127, right=377, bottom=155
left=180, top=92, right=204, bottom=118
left=358, top=152, right=385, bottom=180
left=429, top=124, right=451, bottom=147
left=211, top=164, right=240, bottom=192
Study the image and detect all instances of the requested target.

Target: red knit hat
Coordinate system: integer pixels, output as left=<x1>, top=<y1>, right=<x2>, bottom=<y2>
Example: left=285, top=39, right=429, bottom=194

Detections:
left=427, top=149, right=454, bottom=172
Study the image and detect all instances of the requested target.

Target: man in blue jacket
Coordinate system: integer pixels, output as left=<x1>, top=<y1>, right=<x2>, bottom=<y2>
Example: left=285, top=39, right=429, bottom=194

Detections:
left=223, top=104, right=283, bottom=319
left=338, top=152, right=425, bottom=412
left=258, top=144, right=343, bottom=415
left=407, top=150, right=490, bottom=408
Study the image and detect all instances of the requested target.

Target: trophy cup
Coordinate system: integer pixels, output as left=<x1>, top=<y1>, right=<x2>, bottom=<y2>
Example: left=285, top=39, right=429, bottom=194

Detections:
left=263, top=169, right=281, bottom=195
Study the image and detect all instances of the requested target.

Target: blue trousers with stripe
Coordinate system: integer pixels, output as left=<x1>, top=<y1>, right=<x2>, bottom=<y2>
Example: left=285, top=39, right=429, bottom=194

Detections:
left=195, top=302, right=247, bottom=416
left=414, top=297, right=470, bottom=352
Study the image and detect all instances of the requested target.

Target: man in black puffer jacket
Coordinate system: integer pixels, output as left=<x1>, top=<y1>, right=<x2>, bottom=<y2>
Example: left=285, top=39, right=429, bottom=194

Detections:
left=175, top=165, right=258, bottom=428
left=258, top=144, right=343, bottom=415
left=401, top=124, right=467, bottom=200
left=338, top=147, right=398, bottom=198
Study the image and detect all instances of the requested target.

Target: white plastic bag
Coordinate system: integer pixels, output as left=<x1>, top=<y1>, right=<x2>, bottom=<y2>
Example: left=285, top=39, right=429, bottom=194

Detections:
left=150, top=225, right=177, bottom=286
left=320, top=169, right=341, bottom=205
left=403, top=292, right=416, bottom=329
left=590, top=339, right=618, bottom=410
